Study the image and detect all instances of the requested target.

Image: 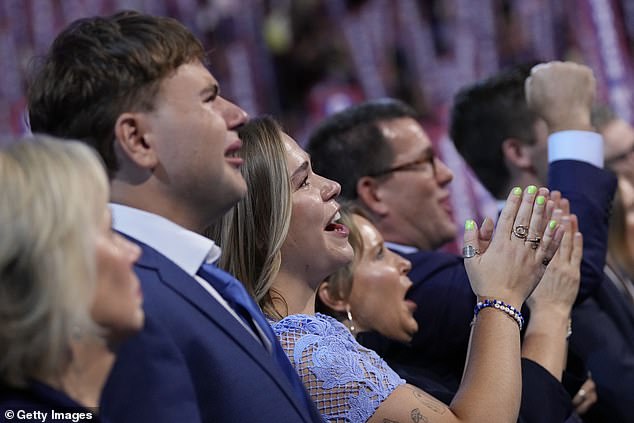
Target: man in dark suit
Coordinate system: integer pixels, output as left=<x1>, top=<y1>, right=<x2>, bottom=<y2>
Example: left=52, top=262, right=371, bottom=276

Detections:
left=452, top=62, right=633, bottom=423
left=307, top=62, right=615, bottom=422
left=27, top=11, right=320, bottom=423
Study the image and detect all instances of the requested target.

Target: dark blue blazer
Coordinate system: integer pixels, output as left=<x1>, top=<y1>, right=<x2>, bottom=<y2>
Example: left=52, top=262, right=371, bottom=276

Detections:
left=100, top=239, right=320, bottom=423
left=359, top=160, right=616, bottom=422
left=569, top=276, right=634, bottom=422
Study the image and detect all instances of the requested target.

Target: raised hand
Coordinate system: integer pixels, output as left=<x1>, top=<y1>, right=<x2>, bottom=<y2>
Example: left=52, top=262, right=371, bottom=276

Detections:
left=527, top=201, right=583, bottom=315
left=463, top=186, right=563, bottom=309
left=525, top=61, right=596, bottom=133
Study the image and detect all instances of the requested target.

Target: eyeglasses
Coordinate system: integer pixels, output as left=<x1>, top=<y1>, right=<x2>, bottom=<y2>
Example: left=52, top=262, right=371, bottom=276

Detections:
left=367, top=153, right=436, bottom=178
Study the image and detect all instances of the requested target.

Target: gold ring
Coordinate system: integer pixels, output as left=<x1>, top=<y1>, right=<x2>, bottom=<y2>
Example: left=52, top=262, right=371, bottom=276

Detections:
left=513, top=225, right=529, bottom=240
left=526, top=237, right=541, bottom=249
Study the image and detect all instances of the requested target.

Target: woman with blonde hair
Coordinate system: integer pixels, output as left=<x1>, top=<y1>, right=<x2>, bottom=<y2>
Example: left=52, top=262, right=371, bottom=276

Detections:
left=213, top=115, right=566, bottom=423
left=0, top=136, right=144, bottom=415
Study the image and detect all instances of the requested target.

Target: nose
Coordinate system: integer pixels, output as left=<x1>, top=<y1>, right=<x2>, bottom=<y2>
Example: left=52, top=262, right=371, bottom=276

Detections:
left=398, top=254, right=412, bottom=275
left=116, top=234, right=142, bottom=264
left=320, top=175, right=341, bottom=201
left=217, top=96, right=249, bottom=130
left=434, top=157, right=453, bottom=186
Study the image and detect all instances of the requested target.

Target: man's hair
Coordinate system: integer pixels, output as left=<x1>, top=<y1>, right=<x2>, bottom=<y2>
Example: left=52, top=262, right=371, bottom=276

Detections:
left=306, top=98, right=418, bottom=201
left=27, top=10, right=206, bottom=178
left=450, top=63, right=539, bottom=198
left=0, top=136, right=107, bottom=387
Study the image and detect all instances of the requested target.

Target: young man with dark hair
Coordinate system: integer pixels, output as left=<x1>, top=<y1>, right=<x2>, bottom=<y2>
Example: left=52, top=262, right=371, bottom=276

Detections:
left=28, top=11, right=320, bottom=423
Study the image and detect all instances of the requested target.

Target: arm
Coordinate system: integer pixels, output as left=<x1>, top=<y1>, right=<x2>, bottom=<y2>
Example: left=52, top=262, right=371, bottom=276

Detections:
left=526, top=61, right=617, bottom=302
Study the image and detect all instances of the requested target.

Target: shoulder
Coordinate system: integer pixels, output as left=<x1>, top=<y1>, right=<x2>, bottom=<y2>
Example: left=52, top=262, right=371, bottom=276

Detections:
left=271, top=313, right=347, bottom=335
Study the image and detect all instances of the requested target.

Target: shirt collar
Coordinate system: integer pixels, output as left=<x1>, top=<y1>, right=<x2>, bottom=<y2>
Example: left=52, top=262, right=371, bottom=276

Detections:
left=385, top=241, right=419, bottom=255
left=109, top=203, right=222, bottom=276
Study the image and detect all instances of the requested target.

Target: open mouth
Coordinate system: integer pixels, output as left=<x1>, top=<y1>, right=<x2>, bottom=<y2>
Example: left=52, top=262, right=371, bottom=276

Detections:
left=224, top=139, right=243, bottom=167
left=324, top=211, right=350, bottom=235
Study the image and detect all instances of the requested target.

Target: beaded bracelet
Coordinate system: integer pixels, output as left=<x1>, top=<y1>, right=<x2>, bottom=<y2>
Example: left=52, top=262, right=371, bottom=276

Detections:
left=472, top=299, right=524, bottom=331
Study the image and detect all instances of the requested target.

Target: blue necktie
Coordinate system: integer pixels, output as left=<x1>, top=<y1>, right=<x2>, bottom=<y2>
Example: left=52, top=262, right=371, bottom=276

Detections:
left=196, top=262, right=316, bottom=413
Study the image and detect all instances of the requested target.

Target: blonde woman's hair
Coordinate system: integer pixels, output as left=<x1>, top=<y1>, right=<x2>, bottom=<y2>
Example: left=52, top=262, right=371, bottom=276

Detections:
left=0, top=135, right=108, bottom=387
left=207, top=116, right=292, bottom=319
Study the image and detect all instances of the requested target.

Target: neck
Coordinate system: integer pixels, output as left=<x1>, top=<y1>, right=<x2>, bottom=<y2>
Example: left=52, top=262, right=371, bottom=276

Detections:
left=111, top=181, right=209, bottom=234
left=43, top=336, right=114, bottom=408
left=375, top=219, right=431, bottom=251
left=271, top=270, right=318, bottom=317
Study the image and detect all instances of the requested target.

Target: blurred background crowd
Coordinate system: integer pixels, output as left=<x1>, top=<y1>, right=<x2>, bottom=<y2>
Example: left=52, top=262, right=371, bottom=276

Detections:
left=1, top=0, right=633, bottom=250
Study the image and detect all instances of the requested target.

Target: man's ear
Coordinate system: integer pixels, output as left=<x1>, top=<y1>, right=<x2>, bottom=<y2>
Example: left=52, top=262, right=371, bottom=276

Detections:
left=356, top=176, right=389, bottom=216
left=318, top=282, right=348, bottom=313
left=114, top=112, right=159, bottom=169
left=501, top=138, right=532, bottom=170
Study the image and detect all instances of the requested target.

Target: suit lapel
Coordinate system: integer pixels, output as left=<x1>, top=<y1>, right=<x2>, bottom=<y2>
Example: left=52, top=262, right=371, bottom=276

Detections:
left=132, top=240, right=311, bottom=420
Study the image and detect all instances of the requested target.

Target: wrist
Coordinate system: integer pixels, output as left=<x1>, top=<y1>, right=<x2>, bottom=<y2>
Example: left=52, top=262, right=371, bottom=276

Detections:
left=528, top=303, right=572, bottom=320
left=473, top=298, right=525, bottom=331
left=547, top=118, right=594, bottom=134
left=477, top=295, right=523, bottom=312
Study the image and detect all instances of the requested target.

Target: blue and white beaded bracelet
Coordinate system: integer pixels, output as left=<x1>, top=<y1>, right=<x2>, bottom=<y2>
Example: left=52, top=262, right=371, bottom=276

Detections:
left=472, top=299, right=524, bottom=331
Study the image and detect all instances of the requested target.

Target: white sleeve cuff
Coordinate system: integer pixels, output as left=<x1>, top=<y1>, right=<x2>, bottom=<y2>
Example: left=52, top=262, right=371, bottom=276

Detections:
left=548, top=130, right=604, bottom=168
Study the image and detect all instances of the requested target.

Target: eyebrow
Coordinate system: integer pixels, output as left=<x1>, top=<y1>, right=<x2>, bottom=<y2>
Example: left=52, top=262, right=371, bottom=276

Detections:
left=290, top=160, right=309, bottom=179
left=200, top=83, right=219, bottom=98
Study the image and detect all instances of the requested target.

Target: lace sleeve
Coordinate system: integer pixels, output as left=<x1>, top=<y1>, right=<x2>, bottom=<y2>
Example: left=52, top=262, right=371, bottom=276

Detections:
left=271, top=313, right=405, bottom=423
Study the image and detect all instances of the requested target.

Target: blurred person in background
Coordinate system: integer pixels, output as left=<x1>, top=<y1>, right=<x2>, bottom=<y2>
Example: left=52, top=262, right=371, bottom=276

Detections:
left=0, top=137, right=143, bottom=420
left=592, top=105, right=634, bottom=304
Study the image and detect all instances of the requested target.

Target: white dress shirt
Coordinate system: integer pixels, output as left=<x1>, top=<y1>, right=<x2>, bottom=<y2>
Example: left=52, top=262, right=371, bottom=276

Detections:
left=110, top=203, right=268, bottom=347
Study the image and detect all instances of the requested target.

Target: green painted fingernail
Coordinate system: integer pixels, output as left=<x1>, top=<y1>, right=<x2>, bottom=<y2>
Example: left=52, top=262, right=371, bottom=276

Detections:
left=465, top=219, right=475, bottom=230
left=549, top=220, right=557, bottom=229
left=527, top=185, right=537, bottom=195
left=512, top=187, right=522, bottom=196
left=536, top=195, right=545, bottom=205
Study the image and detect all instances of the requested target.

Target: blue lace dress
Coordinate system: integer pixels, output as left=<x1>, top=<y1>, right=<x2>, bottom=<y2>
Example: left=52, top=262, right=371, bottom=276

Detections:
left=270, top=313, right=405, bottom=423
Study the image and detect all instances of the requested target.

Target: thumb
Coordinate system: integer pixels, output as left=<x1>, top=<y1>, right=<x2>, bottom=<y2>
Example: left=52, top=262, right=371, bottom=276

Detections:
left=463, top=219, right=481, bottom=259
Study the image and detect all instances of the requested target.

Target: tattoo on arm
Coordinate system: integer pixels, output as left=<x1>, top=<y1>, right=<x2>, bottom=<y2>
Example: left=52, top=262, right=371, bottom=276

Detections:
left=410, top=408, right=428, bottom=423
left=406, top=386, right=447, bottom=415
left=383, top=419, right=400, bottom=423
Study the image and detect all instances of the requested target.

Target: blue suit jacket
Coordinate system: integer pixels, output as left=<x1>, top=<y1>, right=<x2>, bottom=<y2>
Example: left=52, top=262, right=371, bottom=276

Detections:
left=359, top=160, right=616, bottom=422
left=100, top=239, right=320, bottom=423
left=569, top=275, right=634, bottom=422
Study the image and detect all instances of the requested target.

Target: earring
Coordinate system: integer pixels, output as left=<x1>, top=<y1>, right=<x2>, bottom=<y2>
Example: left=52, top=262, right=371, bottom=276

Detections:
left=344, top=305, right=357, bottom=336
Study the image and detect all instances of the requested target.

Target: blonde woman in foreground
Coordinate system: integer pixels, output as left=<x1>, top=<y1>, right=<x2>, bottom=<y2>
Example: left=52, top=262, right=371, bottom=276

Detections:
left=0, top=137, right=143, bottom=419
